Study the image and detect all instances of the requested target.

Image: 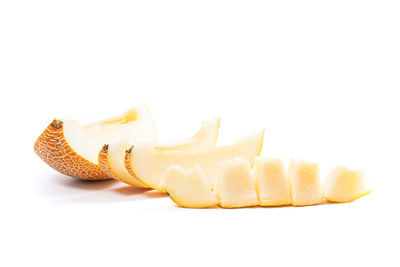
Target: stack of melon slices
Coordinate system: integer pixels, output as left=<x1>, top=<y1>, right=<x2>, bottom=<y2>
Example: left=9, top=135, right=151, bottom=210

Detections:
left=34, top=105, right=370, bottom=208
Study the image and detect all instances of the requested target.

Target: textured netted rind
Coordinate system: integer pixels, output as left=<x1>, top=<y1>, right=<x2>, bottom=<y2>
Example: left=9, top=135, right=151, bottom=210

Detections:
left=124, top=147, right=138, bottom=181
left=34, top=119, right=110, bottom=180
left=97, top=145, right=116, bottom=179
left=98, top=144, right=149, bottom=187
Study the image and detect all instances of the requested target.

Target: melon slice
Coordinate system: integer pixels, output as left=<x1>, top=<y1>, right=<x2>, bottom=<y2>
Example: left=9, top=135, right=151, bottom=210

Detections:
left=214, top=157, right=259, bottom=208
left=155, top=117, right=220, bottom=151
left=34, top=105, right=157, bottom=180
left=160, top=165, right=219, bottom=208
left=288, top=159, right=323, bottom=206
left=125, top=130, right=265, bottom=191
left=98, top=118, right=220, bottom=187
left=98, top=142, right=148, bottom=187
left=323, top=166, right=371, bottom=203
left=254, top=158, right=292, bottom=206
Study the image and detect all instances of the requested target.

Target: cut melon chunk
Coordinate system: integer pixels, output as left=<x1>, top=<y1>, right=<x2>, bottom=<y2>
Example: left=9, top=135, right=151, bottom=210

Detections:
left=214, top=157, right=259, bottom=208
left=98, top=117, right=221, bottom=187
left=160, top=165, right=219, bottom=208
left=34, top=105, right=157, bottom=180
left=288, top=159, right=323, bottom=206
left=126, top=130, right=265, bottom=191
left=323, top=166, right=370, bottom=203
left=254, top=158, right=292, bottom=206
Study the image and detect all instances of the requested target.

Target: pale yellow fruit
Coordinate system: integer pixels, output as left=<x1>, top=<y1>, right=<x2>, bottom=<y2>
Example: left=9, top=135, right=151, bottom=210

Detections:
left=126, top=130, right=265, bottom=191
left=288, top=159, right=323, bottom=206
left=155, top=117, right=220, bottom=151
left=34, top=105, right=157, bottom=180
left=98, top=118, right=220, bottom=187
left=214, top=157, right=259, bottom=208
left=254, top=158, right=292, bottom=206
left=160, top=165, right=219, bottom=208
left=323, top=166, right=370, bottom=202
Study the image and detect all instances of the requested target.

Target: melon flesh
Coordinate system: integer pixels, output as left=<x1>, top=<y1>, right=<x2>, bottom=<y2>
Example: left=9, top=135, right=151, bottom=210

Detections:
left=155, top=117, right=220, bottom=151
left=323, top=166, right=370, bottom=202
left=160, top=165, right=218, bottom=208
left=128, top=130, right=264, bottom=191
left=288, top=159, right=323, bottom=206
left=34, top=105, right=157, bottom=180
left=214, top=157, right=259, bottom=208
left=254, top=158, right=292, bottom=206
left=103, top=117, right=221, bottom=187
left=64, top=105, right=157, bottom=165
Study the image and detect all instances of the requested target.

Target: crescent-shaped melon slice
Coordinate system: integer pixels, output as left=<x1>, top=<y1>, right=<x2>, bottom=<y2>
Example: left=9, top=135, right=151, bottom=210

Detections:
left=125, top=130, right=265, bottom=191
left=98, top=117, right=220, bottom=187
left=34, top=105, right=157, bottom=180
left=155, top=117, right=220, bottom=151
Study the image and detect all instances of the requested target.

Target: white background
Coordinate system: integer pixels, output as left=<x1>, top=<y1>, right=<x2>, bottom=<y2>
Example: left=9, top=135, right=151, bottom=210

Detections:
left=1, top=0, right=399, bottom=266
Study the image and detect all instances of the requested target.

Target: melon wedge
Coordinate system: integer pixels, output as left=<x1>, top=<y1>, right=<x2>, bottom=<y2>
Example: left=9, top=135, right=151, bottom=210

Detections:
left=214, top=158, right=259, bottom=208
left=288, top=159, right=323, bottom=206
left=34, top=105, right=157, bottom=180
left=125, top=130, right=265, bottom=191
left=160, top=165, right=219, bottom=208
left=98, top=118, right=220, bottom=187
left=254, top=158, right=292, bottom=206
left=323, top=166, right=371, bottom=203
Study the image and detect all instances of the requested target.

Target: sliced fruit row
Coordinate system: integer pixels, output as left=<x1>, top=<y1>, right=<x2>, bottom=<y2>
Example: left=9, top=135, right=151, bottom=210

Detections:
left=160, top=157, right=371, bottom=208
left=34, top=106, right=371, bottom=209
